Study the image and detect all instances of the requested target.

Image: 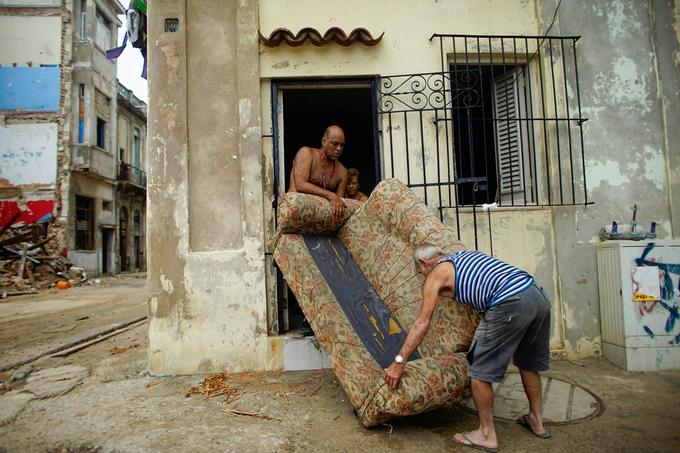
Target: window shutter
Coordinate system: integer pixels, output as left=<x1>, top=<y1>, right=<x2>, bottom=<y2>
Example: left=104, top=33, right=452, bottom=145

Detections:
left=493, top=70, right=524, bottom=194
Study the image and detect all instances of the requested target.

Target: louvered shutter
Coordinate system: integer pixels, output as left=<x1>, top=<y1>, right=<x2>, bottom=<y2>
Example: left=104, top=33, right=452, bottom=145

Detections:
left=493, top=70, right=524, bottom=194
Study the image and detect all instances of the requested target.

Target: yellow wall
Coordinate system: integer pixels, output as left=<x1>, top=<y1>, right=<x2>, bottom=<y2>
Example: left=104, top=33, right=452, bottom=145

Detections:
left=258, top=0, right=571, bottom=354
left=260, top=0, right=539, bottom=78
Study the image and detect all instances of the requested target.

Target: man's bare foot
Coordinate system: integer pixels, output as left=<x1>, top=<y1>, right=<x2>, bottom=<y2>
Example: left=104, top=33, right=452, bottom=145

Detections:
left=453, top=429, right=499, bottom=452
left=517, top=413, right=551, bottom=439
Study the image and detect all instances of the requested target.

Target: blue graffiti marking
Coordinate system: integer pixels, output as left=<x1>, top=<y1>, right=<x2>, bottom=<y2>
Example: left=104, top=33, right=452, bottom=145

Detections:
left=659, top=300, right=680, bottom=333
left=635, top=242, right=680, bottom=340
left=671, top=333, right=680, bottom=345
left=643, top=325, right=656, bottom=339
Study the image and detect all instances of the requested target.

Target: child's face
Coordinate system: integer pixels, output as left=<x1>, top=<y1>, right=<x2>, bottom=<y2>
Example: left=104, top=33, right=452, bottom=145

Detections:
left=347, top=176, right=359, bottom=195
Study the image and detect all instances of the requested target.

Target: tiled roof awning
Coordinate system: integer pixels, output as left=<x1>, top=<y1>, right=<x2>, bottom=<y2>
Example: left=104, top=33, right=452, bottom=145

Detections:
left=259, top=27, right=384, bottom=47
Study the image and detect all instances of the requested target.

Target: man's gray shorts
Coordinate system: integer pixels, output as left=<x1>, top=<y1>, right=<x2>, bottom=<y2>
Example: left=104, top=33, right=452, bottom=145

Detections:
left=467, top=284, right=551, bottom=383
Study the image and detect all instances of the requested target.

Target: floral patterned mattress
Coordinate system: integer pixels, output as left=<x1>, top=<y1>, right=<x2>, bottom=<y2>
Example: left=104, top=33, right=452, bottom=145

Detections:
left=273, top=179, right=478, bottom=427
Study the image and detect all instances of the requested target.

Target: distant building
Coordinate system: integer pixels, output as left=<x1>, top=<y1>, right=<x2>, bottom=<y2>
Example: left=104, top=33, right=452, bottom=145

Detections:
left=0, top=0, right=146, bottom=275
left=116, top=81, right=146, bottom=273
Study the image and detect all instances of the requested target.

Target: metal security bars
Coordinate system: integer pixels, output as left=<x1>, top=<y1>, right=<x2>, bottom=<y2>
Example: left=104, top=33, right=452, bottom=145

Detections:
left=378, top=34, right=590, bottom=218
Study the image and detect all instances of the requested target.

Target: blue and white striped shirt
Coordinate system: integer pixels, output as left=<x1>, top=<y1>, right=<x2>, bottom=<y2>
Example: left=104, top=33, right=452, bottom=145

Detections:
left=435, top=250, right=534, bottom=311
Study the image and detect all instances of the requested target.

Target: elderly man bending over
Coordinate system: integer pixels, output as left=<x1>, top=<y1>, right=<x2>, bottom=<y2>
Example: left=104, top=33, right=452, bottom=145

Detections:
left=384, top=244, right=552, bottom=452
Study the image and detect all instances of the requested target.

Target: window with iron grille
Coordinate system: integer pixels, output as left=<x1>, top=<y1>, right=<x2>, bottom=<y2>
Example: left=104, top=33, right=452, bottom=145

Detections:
left=450, top=64, right=536, bottom=205
left=75, top=195, right=95, bottom=250
left=378, top=34, right=590, bottom=211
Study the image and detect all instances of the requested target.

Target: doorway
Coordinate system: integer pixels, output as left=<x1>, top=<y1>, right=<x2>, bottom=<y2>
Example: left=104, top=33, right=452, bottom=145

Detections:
left=119, top=207, right=128, bottom=272
left=272, top=79, right=380, bottom=334
left=102, top=228, right=113, bottom=274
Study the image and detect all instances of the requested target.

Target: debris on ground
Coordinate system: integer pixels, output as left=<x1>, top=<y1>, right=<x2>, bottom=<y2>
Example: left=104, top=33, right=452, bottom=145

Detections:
left=185, top=373, right=241, bottom=400
left=110, top=343, right=141, bottom=355
left=0, top=381, right=11, bottom=395
left=0, top=214, right=85, bottom=295
left=145, top=380, right=162, bottom=389
left=224, top=407, right=282, bottom=422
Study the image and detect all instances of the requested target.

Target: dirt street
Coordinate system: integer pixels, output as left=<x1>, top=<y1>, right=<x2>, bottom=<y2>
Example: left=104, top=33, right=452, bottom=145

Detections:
left=0, top=276, right=147, bottom=371
left=1, top=279, right=679, bottom=452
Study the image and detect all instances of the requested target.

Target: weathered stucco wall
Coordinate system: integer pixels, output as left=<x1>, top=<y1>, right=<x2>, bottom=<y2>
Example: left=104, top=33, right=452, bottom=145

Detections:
left=653, top=0, right=680, bottom=236
left=257, top=0, right=678, bottom=360
left=257, top=0, right=574, bottom=355
left=0, top=5, right=69, bottom=251
left=150, top=0, right=679, bottom=371
left=259, top=0, right=539, bottom=78
left=0, top=15, right=61, bottom=64
left=147, top=0, right=271, bottom=374
left=536, top=0, right=679, bottom=357
left=0, top=123, right=57, bottom=187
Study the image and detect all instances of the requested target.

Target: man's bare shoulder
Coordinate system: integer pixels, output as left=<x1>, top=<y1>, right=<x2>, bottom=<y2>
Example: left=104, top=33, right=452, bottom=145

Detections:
left=295, top=146, right=317, bottom=158
left=429, top=261, right=455, bottom=283
left=336, top=162, right=349, bottom=175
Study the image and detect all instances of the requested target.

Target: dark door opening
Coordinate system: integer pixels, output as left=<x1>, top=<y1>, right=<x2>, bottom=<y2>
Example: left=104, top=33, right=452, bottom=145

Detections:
left=119, top=207, right=128, bottom=272
left=274, top=81, right=380, bottom=335
left=281, top=86, right=379, bottom=195
left=102, top=228, right=112, bottom=274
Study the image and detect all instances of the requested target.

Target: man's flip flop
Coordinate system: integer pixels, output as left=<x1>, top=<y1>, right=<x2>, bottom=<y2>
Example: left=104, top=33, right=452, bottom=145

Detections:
left=452, top=432, right=500, bottom=453
left=517, top=414, right=552, bottom=439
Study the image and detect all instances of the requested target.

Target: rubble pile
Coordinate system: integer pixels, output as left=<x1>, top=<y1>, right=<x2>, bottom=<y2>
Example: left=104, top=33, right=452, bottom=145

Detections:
left=185, top=373, right=241, bottom=400
left=0, top=215, right=85, bottom=296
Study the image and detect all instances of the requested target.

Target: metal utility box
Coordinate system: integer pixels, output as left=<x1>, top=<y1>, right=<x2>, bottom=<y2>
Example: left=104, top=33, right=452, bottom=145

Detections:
left=597, top=240, right=680, bottom=371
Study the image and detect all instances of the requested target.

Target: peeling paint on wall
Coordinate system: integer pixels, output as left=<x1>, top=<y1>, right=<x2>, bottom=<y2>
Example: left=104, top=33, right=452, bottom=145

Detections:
left=612, top=56, right=651, bottom=110
left=0, top=123, right=57, bottom=186
left=0, top=199, right=54, bottom=226
left=0, top=66, right=60, bottom=111
left=0, top=15, right=62, bottom=65
left=641, top=145, right=666, bottom=189
left=586, top=160, right=627, bottom=189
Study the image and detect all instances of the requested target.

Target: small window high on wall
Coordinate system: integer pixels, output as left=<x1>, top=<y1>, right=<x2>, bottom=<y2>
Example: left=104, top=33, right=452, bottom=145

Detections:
left=96, top=117, right=107, bottom=149
left=94, top=7, right=112, bottom=50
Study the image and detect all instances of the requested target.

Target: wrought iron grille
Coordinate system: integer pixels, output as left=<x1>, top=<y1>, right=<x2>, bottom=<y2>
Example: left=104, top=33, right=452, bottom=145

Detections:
left=117, top=162, right=147, bottom=188
left=378, top=34, right=590, bottom=222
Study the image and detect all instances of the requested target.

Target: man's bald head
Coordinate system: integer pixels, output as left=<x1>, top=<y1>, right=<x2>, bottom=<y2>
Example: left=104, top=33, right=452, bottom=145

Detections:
left=321, top=125, right=345, bottom=161
left=323, top=125, right=345, bottom=139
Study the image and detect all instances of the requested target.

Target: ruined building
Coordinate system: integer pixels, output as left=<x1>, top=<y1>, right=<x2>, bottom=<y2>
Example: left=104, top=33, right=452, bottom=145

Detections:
left=0, top=0, right=146, bottom=276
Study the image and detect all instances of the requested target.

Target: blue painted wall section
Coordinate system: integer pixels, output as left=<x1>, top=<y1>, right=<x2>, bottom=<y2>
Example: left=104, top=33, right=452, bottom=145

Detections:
left=0, top=65, right=60, bottom=111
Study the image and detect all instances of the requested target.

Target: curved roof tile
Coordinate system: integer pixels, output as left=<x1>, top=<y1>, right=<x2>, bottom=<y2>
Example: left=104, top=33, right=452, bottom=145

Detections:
left=259, top=27, right=384, bottom=47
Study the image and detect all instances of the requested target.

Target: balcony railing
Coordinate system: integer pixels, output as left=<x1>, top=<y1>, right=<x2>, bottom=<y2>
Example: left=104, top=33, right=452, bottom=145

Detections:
left=117, top=162, right=147, bottom=189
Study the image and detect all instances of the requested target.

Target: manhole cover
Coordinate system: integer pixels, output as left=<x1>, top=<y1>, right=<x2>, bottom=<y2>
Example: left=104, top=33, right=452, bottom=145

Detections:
left=459, top=372, right=603, bottom=424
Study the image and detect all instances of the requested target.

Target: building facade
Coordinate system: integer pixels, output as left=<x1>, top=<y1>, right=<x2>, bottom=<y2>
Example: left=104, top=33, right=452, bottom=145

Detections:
left=116, top=81, right=147, bottom=273
left=147, top=0, right=678, bottom=375
left=0, top=0, right=147, bottom=276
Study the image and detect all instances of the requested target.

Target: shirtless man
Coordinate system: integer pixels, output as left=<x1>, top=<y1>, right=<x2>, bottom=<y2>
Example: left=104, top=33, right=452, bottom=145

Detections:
left=288, top=125, right=349, bottom=218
